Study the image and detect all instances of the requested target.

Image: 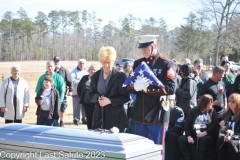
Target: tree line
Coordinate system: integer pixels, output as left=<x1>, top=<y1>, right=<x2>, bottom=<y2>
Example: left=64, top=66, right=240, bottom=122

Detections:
left=1, top=0, right=240, bottom=65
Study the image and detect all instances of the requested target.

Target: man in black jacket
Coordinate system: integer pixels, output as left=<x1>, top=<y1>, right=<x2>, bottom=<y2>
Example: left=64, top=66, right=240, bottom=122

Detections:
left=199, top=66, right=226, bottom=121
left=53, top=56, right=73, bottom=127
left=129, top=35, right=175, bottom=159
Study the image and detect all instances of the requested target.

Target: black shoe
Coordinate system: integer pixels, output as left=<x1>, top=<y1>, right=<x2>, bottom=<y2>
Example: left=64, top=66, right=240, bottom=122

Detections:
left=82, top=120, right=87, bottom=124
left=73, top=120, right=79, bottom=126
left=60, top=123, right=64, bottom=127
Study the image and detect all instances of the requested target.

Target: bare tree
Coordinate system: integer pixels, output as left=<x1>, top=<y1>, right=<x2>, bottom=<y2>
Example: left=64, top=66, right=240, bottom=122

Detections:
left=199, top=0, right=240, bottom=65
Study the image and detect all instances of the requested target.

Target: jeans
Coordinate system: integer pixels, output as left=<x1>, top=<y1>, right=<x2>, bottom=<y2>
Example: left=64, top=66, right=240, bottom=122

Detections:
left=37, top=110, right=54, bottom=126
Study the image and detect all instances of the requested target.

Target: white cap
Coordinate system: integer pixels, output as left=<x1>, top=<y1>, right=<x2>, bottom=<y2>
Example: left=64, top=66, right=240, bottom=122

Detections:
left=78, top=59, right=86, bottom=63
left=136, top=35, right=159, bottom=48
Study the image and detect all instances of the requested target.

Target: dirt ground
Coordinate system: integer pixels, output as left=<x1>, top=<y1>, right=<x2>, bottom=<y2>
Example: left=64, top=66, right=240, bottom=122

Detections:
left=0, top=61, right=101, bottom=129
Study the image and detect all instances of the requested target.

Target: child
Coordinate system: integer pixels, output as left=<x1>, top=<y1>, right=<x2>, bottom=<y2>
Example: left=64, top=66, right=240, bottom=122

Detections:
left=35, top=75, right=60, bottom=126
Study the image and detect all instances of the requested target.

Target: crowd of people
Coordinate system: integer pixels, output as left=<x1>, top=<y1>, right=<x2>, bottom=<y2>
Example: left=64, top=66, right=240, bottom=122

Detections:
left=0, top=34, right=239, bottom=160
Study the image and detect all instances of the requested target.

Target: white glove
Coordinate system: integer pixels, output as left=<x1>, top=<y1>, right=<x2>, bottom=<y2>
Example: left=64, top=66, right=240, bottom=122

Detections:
left=134, top=76, right=150, bottom=92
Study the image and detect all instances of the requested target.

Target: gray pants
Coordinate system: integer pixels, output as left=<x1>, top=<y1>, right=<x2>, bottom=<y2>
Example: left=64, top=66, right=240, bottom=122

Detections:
left=72, top=97, right=86, bottom=122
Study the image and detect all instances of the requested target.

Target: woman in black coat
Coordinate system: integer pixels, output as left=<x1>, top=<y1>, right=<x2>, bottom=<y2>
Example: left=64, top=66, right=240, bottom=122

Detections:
left=177, top=94, right=218, bottom=160
left=176, top=64, right=198, bottom=119
left=77, top=64, right=98, bottom=129
left=89, top=46, right=129, bottom=132
left=217, top=93, right=240, bottom=160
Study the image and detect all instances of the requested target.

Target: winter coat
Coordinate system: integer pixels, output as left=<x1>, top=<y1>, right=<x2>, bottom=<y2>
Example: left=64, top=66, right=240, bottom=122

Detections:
left=185, top=107, right=219, bottom=140
left=89, top=67, right=129, bottom=132
left=55, top=66, right=73, bottom=93
left=35, top=88, right=60, bottom=120
left=0, top=77, right=30, bottom=120
left=175, top=74, right=182, bottom=91
left=167, top=105, right=185, bottom=134
left=77, top=75, right=93, bottom=104
left=222, top=111, right=240, bottom=138
left=176, top=73, right=198, bottom=113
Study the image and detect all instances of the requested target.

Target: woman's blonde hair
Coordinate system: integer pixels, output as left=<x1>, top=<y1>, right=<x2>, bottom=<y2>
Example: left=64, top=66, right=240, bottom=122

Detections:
left=87, top=64, right=98, bottom=73
left=227, top=93, right=240, bottom=120
left=98, top=46, right=117, bottom=62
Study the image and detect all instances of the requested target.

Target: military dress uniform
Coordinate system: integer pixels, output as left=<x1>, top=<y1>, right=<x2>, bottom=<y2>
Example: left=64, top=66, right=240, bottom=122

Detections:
left=129, top=53, right=175, bottom=160
left=130, top=53, right=176, bottom=124
left=128, top=35, right=175, bottom=144
left=128, top=35, right=176, bottom=160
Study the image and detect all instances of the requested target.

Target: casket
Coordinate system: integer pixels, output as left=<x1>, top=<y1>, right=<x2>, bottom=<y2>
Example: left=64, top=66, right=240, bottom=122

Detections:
left=0, top=124, right=162, bottom=159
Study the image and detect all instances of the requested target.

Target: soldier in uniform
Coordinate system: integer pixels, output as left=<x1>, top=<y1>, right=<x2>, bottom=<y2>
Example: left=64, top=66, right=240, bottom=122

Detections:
left=129, top=35, right=175, bottom=158
left=53, top=56, right=73, bottom=127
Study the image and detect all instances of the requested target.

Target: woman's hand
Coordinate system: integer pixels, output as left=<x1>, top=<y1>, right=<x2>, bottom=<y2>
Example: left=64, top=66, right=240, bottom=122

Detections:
left=213, top=100, right=220, bottom=106
left=224, top=136, right=232, bottom=142
left=197, top=131, right=207, bottom=138
left=187, top=136, right=195, bottom=144
left=39, top=100, right=43, bottom=105
left=22, top=106, right=28, bottom=113
left=98, top=96, right=111, bottom=107
left=219, top=120, right=225, bottom=126
left=0, top=107, right=6, bottom=113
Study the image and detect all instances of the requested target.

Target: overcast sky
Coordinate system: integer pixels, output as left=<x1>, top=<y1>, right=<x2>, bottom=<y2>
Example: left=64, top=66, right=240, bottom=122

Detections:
left=0, top=0, right=195, bottom=30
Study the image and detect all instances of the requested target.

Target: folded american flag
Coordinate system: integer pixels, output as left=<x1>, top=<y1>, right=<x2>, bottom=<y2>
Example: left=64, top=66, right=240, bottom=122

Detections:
left=122, top=61, right=165, bottom=89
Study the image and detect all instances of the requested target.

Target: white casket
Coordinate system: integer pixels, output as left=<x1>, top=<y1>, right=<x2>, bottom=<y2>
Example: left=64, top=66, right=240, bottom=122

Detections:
left=0, top=124, right=162, bottom=160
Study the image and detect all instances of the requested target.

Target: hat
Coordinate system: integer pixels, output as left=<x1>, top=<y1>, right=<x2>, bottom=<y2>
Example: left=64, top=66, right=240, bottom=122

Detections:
left=53, top=56, right=60, bottom=61
left=136, top=35, right=159, bottom=48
